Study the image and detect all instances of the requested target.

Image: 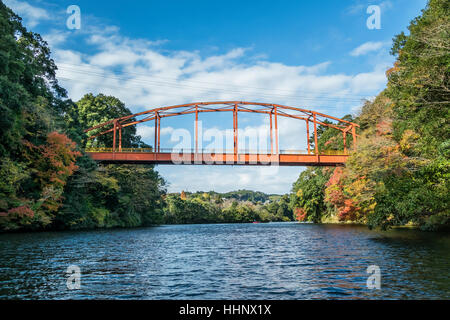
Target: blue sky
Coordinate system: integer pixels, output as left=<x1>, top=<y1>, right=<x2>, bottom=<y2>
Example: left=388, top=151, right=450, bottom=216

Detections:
left=5, top=0, right=428, bottom=194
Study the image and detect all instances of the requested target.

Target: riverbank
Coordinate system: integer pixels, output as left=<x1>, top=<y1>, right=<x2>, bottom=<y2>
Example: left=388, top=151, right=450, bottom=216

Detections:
left=3, top=217, right=448, bottom=235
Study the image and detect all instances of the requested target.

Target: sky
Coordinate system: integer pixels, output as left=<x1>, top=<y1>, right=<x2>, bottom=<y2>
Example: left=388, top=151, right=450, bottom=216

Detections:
left=4, top=0, right=428, bottom=194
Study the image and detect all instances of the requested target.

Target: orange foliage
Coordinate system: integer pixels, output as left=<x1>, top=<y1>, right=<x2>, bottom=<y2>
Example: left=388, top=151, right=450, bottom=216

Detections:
left=5, top=206, right=34, bottom=218
left=385, top=61, right=400, bottom=77
left=37, top=132, right=81, bottom=188
left=325, top=167, right=360, bottom=222
left=338, top=199, right=359, bottom=221
left=0, top=206, right=35, bottom=227
left=294, top=207, right=307, bottom=222
left=326, top=167, right=343, bottom=187
left=25, top=132, right=81, bottom=213
left=376, top=119, right=393, bottom=136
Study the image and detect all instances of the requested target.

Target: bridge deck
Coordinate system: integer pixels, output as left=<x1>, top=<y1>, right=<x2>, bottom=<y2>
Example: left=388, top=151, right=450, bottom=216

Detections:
left=86, top=152, right=348, bottom=166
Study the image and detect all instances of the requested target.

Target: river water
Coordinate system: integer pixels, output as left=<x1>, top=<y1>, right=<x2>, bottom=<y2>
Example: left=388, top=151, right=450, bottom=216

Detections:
left=0, top=222, right=449, bottom=299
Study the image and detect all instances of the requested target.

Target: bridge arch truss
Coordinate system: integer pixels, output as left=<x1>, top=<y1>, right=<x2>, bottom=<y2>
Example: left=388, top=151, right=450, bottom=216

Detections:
left=85, top=101, right=359, bottom=158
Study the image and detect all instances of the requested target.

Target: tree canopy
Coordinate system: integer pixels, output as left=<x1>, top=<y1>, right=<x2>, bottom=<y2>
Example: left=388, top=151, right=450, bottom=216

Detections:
left=290, top=0, right=449, bottom=231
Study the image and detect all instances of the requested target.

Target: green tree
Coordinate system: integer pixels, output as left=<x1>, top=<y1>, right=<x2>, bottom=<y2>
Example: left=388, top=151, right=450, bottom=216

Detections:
left=75, top=93, right=146, bottom=148
left=291, top=168, right=332, bottom=223
left=0, top=3, right=82, bottom=231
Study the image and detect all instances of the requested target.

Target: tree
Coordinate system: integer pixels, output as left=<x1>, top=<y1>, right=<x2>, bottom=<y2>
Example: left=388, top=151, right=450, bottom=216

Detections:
left=0, top=3, right=79, bottom=231
left=291, top=168, right=331, bottom=223
left=75, top=93, right=146, bottom=148
left=290, top=0, right=449, bottom=230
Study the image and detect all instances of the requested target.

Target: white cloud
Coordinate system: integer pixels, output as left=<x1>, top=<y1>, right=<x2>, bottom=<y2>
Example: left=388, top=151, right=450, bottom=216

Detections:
left=345, top=0, right=393, bottom=15
left=345, top=3, right=365, bottom=15
left=55, top=41, right=383, bottom=114
left=379, top=1, right=393, bottom=11
left=137, top=125, right=174, bottom=140
left=12, top=1, right=388, bottom=194
left=350, top=41, right=387, bottom=56
left=159, top=165, right=303, bottom=194
left=4, top=0, right=50, bottom=27
left=43, top=30, right=71, bottom=48
left=350, top=67, right=387, bottom=93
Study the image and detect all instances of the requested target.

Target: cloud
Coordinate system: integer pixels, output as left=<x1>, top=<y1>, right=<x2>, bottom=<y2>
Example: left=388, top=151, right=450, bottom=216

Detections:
left=43, top=29, right=71, bottom=48
left=49, top=22, right=390, bottom=194
left=48, top=20, right=388, bottom=112
left=12, top=0, right=389, bottom=194
left=159, top=165, right=303, bottom=194
left=136, top=125, right=174, bottom=140
left=54, top=37, right=383, bottom=114
left=350, top=41, right=387, bottom=56
left=379, top=1, right=394, bottom=12
left=345, top=0, right=393, bottom=15
left=345, top=3, right=366, bottom=15
left=4, top=0, right=50, bottom=27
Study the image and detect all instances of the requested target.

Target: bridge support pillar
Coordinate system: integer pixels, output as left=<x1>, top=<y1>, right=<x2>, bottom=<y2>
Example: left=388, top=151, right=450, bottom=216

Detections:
left=313, top=113, right=319, bottom=162
left=118, top=123, right=122, bottom=152
left=154, top=113, right=161, bottom=153
left=195, top=104, right=198, bottom=154
left=306, top=119, right=310, bottom=154
left=270, top=112, right=273, bottom=154
left=154, top=114, right=158, bottom=152
left=274, top=106, right=278, bottom=154
left=352, top=125, right=357, bottom=150
left=343, top=131, right=347, bottom=154
left=158, top=114, right=161, bottom=152
left=233, top=104, right=238, bottom=158
left=113, top=120, right=117, bottom=153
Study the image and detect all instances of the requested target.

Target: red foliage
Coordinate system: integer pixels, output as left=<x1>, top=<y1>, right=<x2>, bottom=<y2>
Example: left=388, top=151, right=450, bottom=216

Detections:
left=38, top=132, right=81, bottom=187
left=376, top=120, right=392, bottom=136
left=0, top=206, right=35, bottom=222
left=294, top=207, right=307, bottom=222
left=6, top=206, right=35, bottom=218
left=325, top=167, right=359, bottom=222
left=337, top=199, right=358, bottom=221
left=326, top=167, right=343, bottom=187
left=24, top=132, right=81, bottom=213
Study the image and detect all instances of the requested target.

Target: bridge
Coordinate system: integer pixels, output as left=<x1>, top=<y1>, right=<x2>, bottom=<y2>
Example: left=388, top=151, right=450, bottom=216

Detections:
left=84, top=101, right=358, bottom=166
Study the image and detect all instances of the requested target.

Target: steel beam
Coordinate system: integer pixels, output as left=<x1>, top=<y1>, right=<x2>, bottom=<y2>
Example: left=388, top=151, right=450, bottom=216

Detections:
left=87, top=152, right=348, bottom=166
left=306, top=119, right=310, bottom=154
left=313, top=113, right=318, bottom=155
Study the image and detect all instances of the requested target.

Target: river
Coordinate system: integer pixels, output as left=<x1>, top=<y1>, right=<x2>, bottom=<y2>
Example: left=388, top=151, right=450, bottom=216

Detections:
left=0, top=222, right=449, bottom=299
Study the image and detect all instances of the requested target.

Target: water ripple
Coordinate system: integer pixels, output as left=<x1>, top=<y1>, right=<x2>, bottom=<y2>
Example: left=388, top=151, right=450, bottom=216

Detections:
left=0, top=222, right=449, bottom=299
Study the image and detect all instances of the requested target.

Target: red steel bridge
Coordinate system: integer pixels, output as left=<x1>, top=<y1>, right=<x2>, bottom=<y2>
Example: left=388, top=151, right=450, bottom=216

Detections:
left=84, top=101, right=358, bottom=166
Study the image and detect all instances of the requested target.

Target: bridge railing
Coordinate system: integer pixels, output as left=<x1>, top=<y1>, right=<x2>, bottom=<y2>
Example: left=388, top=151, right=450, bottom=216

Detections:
left=85, top=147, right=347, bottom=155
left=85, top=147, right=154, bottom=153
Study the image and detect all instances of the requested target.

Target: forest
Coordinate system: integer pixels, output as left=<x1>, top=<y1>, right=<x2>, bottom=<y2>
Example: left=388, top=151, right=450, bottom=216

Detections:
left=290, top=0, right=449, bottom=231
left=163, top=191, right=292, bottom=224
left=0, top=0, right=448, bottom=232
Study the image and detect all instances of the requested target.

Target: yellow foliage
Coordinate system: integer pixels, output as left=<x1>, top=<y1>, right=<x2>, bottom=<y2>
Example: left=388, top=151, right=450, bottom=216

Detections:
left=399, top=129, right=420, bottom=152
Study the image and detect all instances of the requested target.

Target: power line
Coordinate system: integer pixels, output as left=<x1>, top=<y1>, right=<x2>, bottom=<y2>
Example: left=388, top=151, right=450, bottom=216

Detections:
left=56, top=62, right=373, bottom=101
left=57, top=66, right=369, bottom=104
left=57, top=75, right=366, bottom=111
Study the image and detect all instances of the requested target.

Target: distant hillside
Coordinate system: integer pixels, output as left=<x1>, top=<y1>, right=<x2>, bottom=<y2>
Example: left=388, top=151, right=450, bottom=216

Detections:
left=164, top=189, right=292, bottom=224
left=176, top=190, right=281, bottom=204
